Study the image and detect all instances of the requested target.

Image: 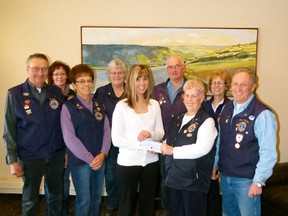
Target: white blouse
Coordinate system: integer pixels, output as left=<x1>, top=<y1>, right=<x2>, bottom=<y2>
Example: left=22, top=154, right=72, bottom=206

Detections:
left=112, top=99, right=164, bottom=166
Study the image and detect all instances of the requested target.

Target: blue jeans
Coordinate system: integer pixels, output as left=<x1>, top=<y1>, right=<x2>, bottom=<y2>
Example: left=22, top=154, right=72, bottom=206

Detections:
left=220, top=174, right=261, bottom=216
left=20, top=153, right=64, bottom=216
left=105, top=145, right=119, bottom=210
left=70, top=163, right=105, bottom=216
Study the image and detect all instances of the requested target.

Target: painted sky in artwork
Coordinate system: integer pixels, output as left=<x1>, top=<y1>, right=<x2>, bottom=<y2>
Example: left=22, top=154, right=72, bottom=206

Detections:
left=82, top=27, right=257, bottom=47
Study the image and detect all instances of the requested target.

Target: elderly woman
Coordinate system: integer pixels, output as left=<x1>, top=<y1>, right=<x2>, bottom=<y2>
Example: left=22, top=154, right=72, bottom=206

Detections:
left=161, top=79, right=218, bottom=216
left=202, top=69, right=231, bottom=216
left=94, top=59, right=127, bottom=216
left=112, top=64, right=164, bottom=216
left=60, top=64, right=111, bottom=216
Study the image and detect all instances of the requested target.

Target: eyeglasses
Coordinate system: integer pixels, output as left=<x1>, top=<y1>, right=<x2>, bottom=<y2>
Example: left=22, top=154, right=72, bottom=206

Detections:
left=109, top=72, right=124, bottom=76
left=53, top=73, right=67, bottom=77
left=166, top=64, right=184, bottom=71
left=211, top=81, right=225, bottom=86
left=28, top=66, right=48, bottom=72
left=75, top=80, right=93, bottom=85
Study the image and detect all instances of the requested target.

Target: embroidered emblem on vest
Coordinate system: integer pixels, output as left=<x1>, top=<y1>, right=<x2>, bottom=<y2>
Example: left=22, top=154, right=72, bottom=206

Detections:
left=186, top=122, right=198, bottom=138
left=236, top=121, right=247, bottom=133
left=49, top=98, right=59, bottom=110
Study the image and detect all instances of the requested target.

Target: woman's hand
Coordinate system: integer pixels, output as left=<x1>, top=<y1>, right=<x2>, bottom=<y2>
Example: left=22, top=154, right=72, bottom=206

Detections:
left=90, top=152, right=106, bottom=170
left=211, top=168, right=219, bottom=180
left=160, top=143, right=174, bottom=155
left=137, top=130, right=152, bottom=142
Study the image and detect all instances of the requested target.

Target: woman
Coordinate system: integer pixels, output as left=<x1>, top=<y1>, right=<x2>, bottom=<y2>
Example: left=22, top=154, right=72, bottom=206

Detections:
left=160, top=79, right=218, bottom=216
left=94, top=59, right=127, bottom=215
left=202, top=69, right=231, bottom=216
left=60, top=64, right=111, bottom=216
left=48, top=60, right=74, bottom=99
left=111, top=64, right=164, bottom=216
left=48, top=60, right=74, bottom=216
left=202, top=69, right=231, bottom=126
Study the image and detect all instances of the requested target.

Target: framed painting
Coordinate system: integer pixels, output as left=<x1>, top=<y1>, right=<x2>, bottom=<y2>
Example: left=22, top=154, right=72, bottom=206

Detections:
left=81, top=26, right=258, bottom=94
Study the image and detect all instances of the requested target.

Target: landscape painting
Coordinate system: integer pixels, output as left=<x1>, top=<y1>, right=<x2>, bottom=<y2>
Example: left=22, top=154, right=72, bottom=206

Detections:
left=81, top=26, right=258, bottom=93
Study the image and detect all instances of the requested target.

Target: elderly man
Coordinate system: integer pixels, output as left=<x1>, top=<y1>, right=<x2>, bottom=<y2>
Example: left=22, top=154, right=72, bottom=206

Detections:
left=213, top=68, right=277, bottom=216
left=152, top=55, right=187, bottom=216
left=3, top=53, right=65, bottom=215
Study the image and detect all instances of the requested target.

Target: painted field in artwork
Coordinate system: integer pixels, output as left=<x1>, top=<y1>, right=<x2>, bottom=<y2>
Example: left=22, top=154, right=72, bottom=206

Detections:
left=81, top=27, right=258, bottom=90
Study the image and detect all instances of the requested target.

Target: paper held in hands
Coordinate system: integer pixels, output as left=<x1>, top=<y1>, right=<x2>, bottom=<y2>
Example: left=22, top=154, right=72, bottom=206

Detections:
left=139, top=140, right=162, bottom=153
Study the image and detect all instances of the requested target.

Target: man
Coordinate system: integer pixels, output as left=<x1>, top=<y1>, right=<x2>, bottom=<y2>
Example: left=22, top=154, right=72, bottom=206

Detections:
left=152, top=55, right=187, bottom=216
left=213, top=68, right=277, bottom=216
left=3, top=53, right=65, bottom=215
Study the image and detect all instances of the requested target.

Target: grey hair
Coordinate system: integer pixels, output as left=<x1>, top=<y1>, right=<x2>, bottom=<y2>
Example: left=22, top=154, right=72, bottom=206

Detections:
left=106, top=59, right=128, bottom=75
left=165, top=55, right=185, bottom=65
left=26, top=53, right=49, bottom=66
left=233, top=68, right=257, bottom=84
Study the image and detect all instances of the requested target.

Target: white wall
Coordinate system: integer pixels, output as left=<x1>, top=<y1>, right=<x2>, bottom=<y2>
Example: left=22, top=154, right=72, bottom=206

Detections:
left=0, top=0, right=287, bottom=193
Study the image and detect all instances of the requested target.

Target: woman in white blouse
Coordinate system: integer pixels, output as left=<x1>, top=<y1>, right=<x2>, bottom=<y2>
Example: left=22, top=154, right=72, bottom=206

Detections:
left=112, top=64, right=164, bottom=216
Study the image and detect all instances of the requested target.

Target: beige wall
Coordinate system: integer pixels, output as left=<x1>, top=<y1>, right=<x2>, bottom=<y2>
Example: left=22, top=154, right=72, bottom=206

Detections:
left=0, top=0, right=287, bottom=192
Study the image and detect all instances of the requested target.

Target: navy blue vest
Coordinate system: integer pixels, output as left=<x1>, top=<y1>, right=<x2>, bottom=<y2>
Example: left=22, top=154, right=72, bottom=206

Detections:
left=152, top=79, right=187, bottom=136
left=219, top=96, right=269, bottom=179
left=165, top=108, right=216, bottom=193
left=94, top=83, right=124, bottom=126
left=9, top=80, right=65, bottom=160
left=202, top=96, right=230, bottom=128
left=65, top=97, right=105, bottom=166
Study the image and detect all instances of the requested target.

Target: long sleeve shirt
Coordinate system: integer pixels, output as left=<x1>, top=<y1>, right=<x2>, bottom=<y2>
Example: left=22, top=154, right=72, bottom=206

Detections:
left=3, top=81, right=65, bottom=163
left=111, top=99, right=164, bottom=166
left=61, top=95, right=111, bottom=164
left=214, top=94, right=277, bottom=185
left=173, top=116, right=218, bottom=159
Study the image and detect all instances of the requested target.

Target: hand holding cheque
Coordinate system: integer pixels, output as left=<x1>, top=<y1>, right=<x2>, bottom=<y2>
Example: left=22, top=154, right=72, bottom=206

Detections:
left=139, top=140, right=162, bottom=153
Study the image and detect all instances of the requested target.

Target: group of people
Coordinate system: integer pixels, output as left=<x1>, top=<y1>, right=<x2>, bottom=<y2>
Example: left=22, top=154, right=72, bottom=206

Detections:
left=3, top=53, right=277, bottom=216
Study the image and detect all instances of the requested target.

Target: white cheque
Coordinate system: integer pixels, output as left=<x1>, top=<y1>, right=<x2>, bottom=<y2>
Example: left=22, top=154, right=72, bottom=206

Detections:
left=139, top=140, right=162, bottom=153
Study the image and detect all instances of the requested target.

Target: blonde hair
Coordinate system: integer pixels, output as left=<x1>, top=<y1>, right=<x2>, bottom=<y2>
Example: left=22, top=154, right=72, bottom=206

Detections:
left=183, top=79, right=206, bottom=99
left=124, top=64, right=154, bottom=109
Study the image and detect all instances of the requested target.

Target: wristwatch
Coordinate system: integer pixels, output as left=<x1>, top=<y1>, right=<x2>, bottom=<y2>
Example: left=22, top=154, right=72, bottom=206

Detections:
left=254, top=182, right=262, bottom=188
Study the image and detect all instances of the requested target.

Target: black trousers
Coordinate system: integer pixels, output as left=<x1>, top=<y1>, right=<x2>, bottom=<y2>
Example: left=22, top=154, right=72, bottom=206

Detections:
left=169, top=187, right=207, bottom=216
left=207, top=179, right=222, bottom=216
left=116, top=162, right=159, bottom=216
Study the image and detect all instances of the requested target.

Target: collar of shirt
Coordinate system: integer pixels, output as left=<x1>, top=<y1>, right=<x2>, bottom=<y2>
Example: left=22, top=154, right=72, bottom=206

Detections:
left=167, top=78, right=185, bottom=103
left=27, top=80, right=47, bottom=105
left=233, top=94, right=255, bottom=117
left=27, top=80, right=47, bottom=93
left=212, top=98, right=225, bottom=112
left=77, top=94, right=94, bottom=113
